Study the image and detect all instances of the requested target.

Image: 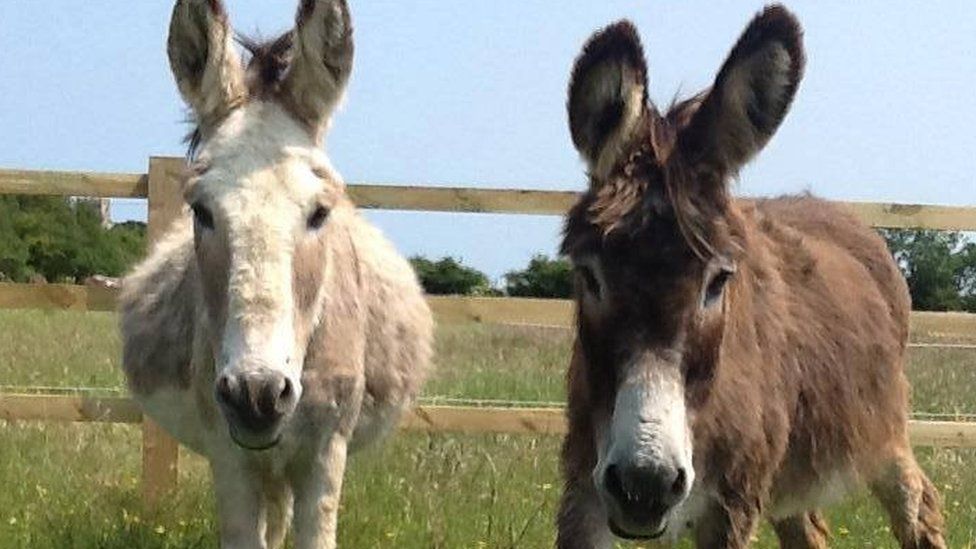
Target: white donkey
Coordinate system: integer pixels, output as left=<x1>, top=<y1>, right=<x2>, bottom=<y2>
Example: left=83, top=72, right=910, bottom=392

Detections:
left=119, top=1, right=433, bottom=547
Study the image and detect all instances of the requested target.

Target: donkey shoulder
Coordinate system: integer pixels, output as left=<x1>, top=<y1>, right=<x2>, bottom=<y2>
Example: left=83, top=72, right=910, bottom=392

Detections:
left=349, top=216, right=433, bottom=412
left=751, top=194, right=910, bottom=328
left=119, top=221, right=200, bottom=396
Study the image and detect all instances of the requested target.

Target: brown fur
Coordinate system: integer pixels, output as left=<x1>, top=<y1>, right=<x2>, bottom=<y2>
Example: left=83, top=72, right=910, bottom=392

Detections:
left=558, top=5, right=945, bottom=548
left=771, top=512, right=829, bottom=549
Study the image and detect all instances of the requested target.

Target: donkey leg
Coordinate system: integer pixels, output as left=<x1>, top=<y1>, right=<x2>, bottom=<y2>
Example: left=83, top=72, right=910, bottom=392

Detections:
left=869, top=453, right=946, bottom=549
left=694, top=497, right=763, bottom=549
left=771, top=511, right=830, bottom=549
left=556, top=476, right=613, bottom=549
left=556, top=413, right=612, bottom=549
left=263, top=482, right=293, bottom=549
left=210, top=454, right=267, bottom=549
left=289, top=433, right=350, bottom=549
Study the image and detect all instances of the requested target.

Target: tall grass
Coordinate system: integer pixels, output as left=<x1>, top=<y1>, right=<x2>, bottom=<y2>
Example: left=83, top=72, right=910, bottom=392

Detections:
left=1, top=310, right=975, bottom=547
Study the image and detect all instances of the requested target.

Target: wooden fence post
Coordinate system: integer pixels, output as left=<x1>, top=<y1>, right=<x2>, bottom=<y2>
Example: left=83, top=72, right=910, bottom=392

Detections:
left=141, top=156, right=186, bottom=507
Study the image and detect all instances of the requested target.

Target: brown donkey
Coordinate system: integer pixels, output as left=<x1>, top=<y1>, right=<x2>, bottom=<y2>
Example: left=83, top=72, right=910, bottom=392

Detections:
left=556, top=6, right=945, bottom=548
left=120, top=1, right=432, bottom=547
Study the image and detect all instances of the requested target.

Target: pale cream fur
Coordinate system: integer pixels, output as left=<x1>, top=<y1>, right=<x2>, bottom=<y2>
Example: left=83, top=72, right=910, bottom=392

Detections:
left=120, top=2, right=432, bottom=548
left=281, top=0, right=353, bottom=135
left=167, top=0, right=247, bottom=131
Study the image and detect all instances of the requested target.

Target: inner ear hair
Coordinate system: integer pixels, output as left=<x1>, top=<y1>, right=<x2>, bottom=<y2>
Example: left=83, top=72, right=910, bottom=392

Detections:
left=280, top=0, right=354, bottom=136
left=167, top=0, right=247, bottom=131
left=590, top=65, right=648, bottom=180
left=679, top=4, right=805, bottom=173
left=567, top=20, right=649, bottom=180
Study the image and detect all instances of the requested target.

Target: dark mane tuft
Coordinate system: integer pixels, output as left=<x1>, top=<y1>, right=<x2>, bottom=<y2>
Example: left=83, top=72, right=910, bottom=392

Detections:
left=562, top=93, right=726, bottom=261
left=185, top=31, right=295, bottom=160
left=237, top=32, right=294, bottom=98
left=184, top=126, right=203, bottom=161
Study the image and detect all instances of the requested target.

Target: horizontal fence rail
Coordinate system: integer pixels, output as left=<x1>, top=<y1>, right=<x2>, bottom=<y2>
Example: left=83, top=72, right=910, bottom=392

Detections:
left=3, top=394, right=976, bottom=448
left=2, top=283, right=975, bottom=345
left=0, top=393, right=142, bottom=423
left=3, top=162, right=976, bottom=230
left=0, top=168, right=148, bottom=198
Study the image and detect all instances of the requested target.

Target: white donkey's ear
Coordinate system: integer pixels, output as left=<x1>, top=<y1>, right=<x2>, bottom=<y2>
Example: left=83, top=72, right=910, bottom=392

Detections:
left=167, top=0, right=246, bottom=131
left=280, top=0, right=354, bottom=137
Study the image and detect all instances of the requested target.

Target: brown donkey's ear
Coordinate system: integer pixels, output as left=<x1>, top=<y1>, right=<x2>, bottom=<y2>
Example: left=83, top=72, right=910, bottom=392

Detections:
left=679, top=5, right=805, bottom=175
left=567, top=21, right=649, bottom=181
left=280, top=0, right=354, bottom=137
left=167, top=0, right=246, bottom=132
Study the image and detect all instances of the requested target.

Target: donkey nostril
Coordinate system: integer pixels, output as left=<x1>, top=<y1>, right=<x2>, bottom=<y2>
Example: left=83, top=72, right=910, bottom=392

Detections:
left=671, top=467, right=688, bottom=496
left=265, top=375, right=296, bottom=417
left=604, top=464, right=627, bottom=501
left=279, top=378, right=294, bottom=404
left=215, top=374, right=235, bottom=403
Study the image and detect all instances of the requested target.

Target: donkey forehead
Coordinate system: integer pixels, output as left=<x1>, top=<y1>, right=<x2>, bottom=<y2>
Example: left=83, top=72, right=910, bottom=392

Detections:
left=565, top=200, right=691, bottom=266
left=190, top=104, right=342, bottom=205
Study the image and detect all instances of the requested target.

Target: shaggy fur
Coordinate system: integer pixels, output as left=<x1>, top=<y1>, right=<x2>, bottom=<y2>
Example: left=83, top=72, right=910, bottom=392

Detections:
left=121, top=2, right=431, bottom=548
left=557, top=6, right=944, bottom=548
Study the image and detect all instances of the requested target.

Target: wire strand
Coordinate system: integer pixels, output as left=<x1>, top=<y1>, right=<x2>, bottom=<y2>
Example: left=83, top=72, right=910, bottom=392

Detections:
left=2, top=388, right=974, bottom=422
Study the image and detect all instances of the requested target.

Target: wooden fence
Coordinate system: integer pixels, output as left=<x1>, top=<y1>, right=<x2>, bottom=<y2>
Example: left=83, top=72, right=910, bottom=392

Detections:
left=2, top=157, right=976, bottom=505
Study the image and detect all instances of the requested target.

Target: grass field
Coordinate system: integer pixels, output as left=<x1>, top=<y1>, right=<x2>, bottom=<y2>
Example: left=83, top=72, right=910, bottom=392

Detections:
left=1, top=309, right=976, bottom=548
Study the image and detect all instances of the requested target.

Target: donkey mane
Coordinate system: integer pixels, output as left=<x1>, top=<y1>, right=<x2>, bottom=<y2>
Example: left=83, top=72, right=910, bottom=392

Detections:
left=186, top=31, right=297, bottom=159
left=561, top=93, right=733, bottom=262
left=239, top=33, right=295, bottom=97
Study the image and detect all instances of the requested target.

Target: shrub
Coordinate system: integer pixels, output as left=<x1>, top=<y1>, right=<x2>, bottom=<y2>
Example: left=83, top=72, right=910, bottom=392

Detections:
left=881, top=229, right=976, bottom=312
left=0, top=196, right=146, bottom=283
left=409, top=256, right=493, bottom=295
left=504, top=255, right=573, bottom=299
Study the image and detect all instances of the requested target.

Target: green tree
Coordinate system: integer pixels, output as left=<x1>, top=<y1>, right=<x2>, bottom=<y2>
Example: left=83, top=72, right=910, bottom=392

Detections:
left=14, top=196, right=82, bottom=282
left=504, top=254, right=573, bottom=298
left=409, top=256, right=493, bottom=295
left=107, top=221, right=148, bottom=271
left=881, top=229, right=976, bottom=312
left=0, top=197, right=32, bottom=281
left=0, top=197, right=147, bottom=283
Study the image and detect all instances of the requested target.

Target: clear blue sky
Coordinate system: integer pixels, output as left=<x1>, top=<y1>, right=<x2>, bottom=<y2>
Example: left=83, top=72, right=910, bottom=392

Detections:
left=1, top=2, right=974, bottom=280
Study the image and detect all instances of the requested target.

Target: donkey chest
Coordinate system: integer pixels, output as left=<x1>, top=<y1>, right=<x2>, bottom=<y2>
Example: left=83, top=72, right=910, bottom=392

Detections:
left=138, top=386, right=212, bottom=455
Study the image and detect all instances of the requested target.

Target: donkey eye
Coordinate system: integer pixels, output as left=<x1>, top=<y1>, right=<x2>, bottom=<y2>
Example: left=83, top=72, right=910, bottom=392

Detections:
left=307, top=205, right=330, bottom=230
left=191, top=203, right=214, bottom=230
left=577, top=265, right=601, bottom=297
left=703, top=269, right=733, bottom=307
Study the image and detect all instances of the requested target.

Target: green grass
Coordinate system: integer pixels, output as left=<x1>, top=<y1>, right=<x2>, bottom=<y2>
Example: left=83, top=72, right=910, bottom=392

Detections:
left=1, top=309, right=975, bottom=547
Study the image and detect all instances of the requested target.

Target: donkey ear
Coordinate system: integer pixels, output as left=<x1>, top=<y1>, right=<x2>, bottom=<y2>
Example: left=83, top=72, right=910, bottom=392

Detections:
left=280, top=0, right=354, bottom=136
left=167, top=0, right=247, bottom=130
left=567, top=21, right=649, bottom=180
left=679, top=5, right=804, bottom=175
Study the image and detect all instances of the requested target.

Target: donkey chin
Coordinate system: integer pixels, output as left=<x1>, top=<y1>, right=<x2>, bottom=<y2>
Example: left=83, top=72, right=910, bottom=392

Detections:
left=214, top=364, right=302, bottom=451
left=594, top=375, right=696, bottom=540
